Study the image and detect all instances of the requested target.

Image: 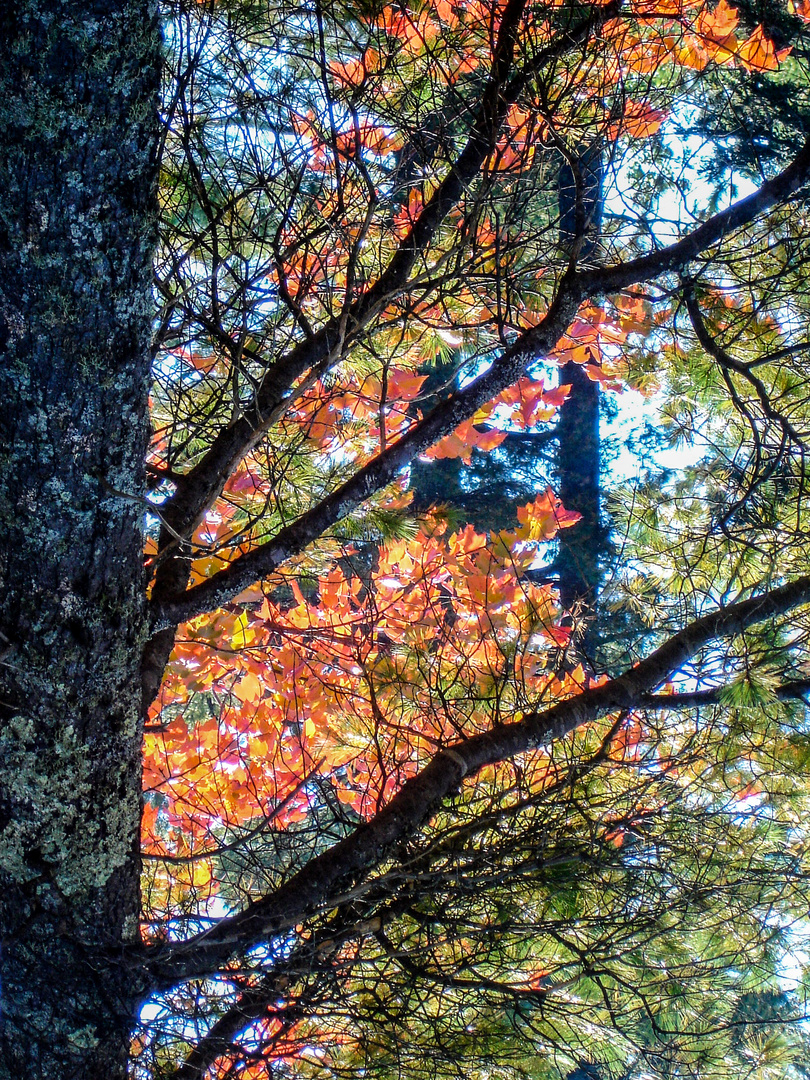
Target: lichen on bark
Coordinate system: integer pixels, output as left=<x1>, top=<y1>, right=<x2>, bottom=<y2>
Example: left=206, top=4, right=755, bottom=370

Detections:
left=0, top=2, right=161, bottom=1077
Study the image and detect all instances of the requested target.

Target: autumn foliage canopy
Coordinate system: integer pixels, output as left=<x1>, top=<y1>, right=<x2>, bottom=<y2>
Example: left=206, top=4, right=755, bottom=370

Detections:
left=86, top=0, right=810, bottom=1074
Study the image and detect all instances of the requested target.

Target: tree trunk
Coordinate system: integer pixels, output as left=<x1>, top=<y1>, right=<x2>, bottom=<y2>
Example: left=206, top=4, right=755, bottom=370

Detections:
left=556, top=358, right=602, bottom=654
left=556, top=144, right=604, bottom=661
left=0, top=2, right=160, bottom=1077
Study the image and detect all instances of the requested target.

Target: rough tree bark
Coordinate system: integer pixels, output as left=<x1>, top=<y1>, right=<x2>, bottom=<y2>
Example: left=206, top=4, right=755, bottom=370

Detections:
left=0, top=2, right=160, bottom=1077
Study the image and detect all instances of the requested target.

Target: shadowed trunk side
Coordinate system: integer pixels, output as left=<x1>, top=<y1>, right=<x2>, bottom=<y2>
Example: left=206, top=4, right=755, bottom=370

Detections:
left=0, top=2, right=160, bottom=1077
left=556, top=144, right=605, bottom=661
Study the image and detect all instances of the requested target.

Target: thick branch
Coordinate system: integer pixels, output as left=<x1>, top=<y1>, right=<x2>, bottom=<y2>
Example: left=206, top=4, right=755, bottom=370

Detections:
left=578, top=136, right=810, bottom=297
left=152, top=136, right=810, bottom=629
left=142, top=572, right=810, bottom=990
left=150, top=276, right=584, bottom=627
left=150, top=1, right=622, bottom=559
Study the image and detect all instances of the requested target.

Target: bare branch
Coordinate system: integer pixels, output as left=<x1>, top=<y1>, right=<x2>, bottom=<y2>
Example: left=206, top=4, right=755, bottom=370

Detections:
left=579, top=137, right=810, bottom=297
left=151, top=136, right=810, bottom=629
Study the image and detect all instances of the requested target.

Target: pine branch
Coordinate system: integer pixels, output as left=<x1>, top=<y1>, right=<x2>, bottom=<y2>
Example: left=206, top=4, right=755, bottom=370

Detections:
left=578, top=136, right=810, bottom=297
left=141, top=572, right=810, bottom=990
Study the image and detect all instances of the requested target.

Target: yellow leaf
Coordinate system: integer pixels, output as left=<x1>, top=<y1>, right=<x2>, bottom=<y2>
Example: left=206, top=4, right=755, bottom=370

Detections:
left=229, top=611, right=255, bottom=650
left=234, top=671, right=262, bottom=703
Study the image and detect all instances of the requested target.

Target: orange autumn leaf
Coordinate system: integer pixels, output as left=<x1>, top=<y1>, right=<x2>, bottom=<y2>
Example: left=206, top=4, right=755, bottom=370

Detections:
left=330, top=47, right=380, bottom=87
left=393, top=189, right=424, bottom=239
left=424, top=418, right=507, bottom=463
left=736, top=26, right=791, bottom=71
left=611, top=100, right=667, bottom=140
left=513, top=487, right=581, bottom=542
left=376, top=6, right=440, bottom=53
left=369, top=368, right=428, bottom=402
left=233, top=670, right=263, bottom=703
left=613, top=292, right=655, bottom=335
left=187, top=350, right=218, bottom=374
left=581, top=363, right=619, bottom=389
left=696, top=0, right=738, bottom=41
left=335, top=122, right=403, bottom=157
left=669, top=33, right=711, bottom=71
left=630, top=0, right=692, bottom=14
left=491, top=378, right=570, bottom=427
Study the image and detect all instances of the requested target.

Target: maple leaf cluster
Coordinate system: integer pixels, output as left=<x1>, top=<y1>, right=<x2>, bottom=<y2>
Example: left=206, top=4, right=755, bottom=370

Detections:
left=143, top=490, right=586, bottom=912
